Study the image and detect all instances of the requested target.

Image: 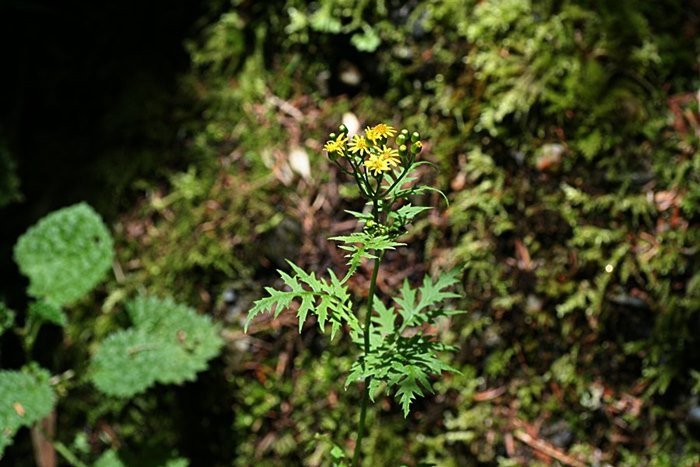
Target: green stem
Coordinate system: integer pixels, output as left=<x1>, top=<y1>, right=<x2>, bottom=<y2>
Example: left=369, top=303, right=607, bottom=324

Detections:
left=379, top=164, right=411, bottom=198
left=54, top=441, right=88, bottom=467
left=351, top=200, right=382, bottom=467
left=20, top=315, right=41, bottom=358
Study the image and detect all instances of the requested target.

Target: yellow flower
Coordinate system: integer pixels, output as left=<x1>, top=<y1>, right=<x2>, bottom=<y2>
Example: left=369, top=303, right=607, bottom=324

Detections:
left=323, top=133, right=348, bottom=155
left=364, top=153, right=390, bottom=175
left=348, top=135, right=371, bottom=156
left=365, top=126, right=380, bottom=143
left=377, top=145, right=400, bottom=167
left=370, top=123, right=397, bottom=139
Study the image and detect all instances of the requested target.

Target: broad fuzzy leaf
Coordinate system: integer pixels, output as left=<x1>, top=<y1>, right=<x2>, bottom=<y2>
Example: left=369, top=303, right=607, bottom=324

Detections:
left=91, top=296, right=223, bottom=397
left=14, top=203, right=114, bottom=306
left=0, top=367, right=55, bottom=456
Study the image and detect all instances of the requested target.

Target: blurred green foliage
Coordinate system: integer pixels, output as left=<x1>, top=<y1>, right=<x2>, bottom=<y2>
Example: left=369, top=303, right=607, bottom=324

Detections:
left=1, top=204, right=222, bottom=465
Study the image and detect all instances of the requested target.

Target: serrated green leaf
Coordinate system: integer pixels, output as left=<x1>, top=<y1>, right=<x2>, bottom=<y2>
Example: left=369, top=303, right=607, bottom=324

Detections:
left=390, top=204, right=432, bottom=223
left=396, top=270, right=462, bottom=329
left=0, top=367, right=55, bottom=456
left=395, top=365, right=431, bottom=417
left=330, top=319, right=341, bottom=341
left=330, top=232, right=404, bottom=281
left=316, top=299, right=329, bottom=330
left=345, top=361, right=366, bottom=389
left=91, top=296, right=223, bottom=397
left=91, top=329, right=183, bottom=397
left=347, top=271, right=462, bottom=417
left=368, top=378, right=384, bottom=402
left=245, top=263, right=360, bottom=337
left=344, top=209, right=373, bottom=222
left=416, top=271, right=462, bottom=311
left=395, top=279, right=418, bottom=325
left=245, top=288, right=298, bottom=331
left=297, top=295, right=313, bottom=332
left=372, top=298, right=395, bottom=336
left=14, top=203, right=114, bottom=306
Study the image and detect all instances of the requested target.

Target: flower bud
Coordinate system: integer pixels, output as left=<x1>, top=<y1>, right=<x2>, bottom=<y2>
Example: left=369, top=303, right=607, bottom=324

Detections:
left=338, top=124, right=348, bottom=135
left=396, top=133, right=407, bottom=145
left=401, top=129, right=409, bottom=135
left=329, top=133, right=337, bottom=140
left=410, top=141, right=423, bottom=154
left=411, top=131, right=420, bottom=143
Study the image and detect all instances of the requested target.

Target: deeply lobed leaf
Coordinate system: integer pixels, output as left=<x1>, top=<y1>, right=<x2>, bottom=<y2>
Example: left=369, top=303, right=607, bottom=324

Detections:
left=345, top=271, right=462, bottom=416
left=245, top=262, right=361, bottom=337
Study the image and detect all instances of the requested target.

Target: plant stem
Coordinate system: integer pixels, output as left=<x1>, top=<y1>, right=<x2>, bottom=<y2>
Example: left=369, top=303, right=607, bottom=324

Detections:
left=53, top=440, right=87, bottom=467
left=351, top=200, right=382, bottom=467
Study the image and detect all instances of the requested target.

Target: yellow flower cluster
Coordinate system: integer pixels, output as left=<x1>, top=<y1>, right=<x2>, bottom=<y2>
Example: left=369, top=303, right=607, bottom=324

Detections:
left=323, top=123, right=421, bottom=177
left=365, top=145, right=400, bottom=175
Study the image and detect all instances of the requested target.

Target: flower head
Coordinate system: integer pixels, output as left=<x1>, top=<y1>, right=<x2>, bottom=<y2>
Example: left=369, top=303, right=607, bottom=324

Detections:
left=324, top=133, right=348, bottom=156
left=378, top=145, right=400, bottom=167
left=348, top=135, right=371, bottom=156
left=365, top=126, right=380, bottom=143
left=364, top=153, right=391, bottom=175
left=370, top=123, right=397, bottom=139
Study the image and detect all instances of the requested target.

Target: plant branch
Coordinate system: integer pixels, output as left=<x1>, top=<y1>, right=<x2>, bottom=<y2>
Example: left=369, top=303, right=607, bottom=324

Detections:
left=351, top=199, right=383, bottom=467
